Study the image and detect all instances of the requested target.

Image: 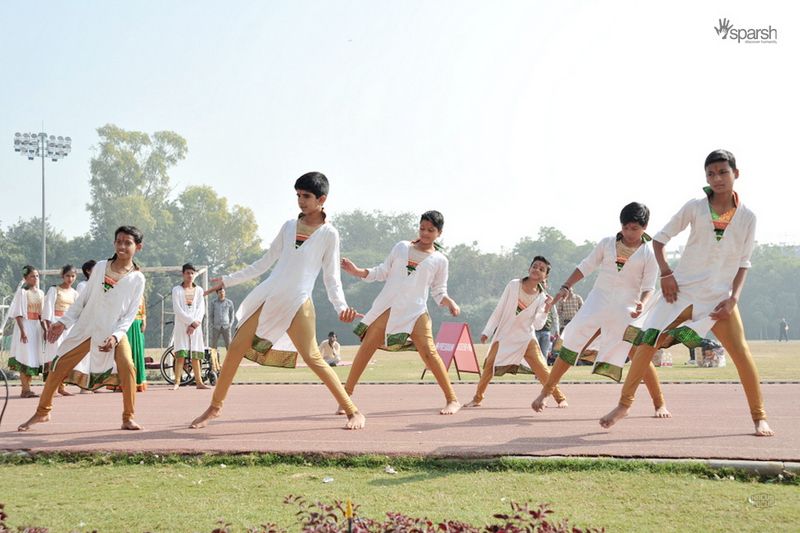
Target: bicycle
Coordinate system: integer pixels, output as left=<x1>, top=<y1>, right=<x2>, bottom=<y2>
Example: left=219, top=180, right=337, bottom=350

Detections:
left=159, top=345, right=219, bottom=386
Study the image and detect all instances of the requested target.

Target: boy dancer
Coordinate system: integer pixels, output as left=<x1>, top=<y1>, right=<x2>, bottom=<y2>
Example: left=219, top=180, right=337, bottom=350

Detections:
left=600, top=150, right=773, bottom=436
left=532, top=203, right=670, bottom=418
left=190, top=172, right=365, bottom=430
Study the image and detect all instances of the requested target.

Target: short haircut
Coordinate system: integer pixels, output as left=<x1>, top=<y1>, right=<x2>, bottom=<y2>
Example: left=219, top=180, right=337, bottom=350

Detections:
left=61, top=264, right=76, bottom=277
left=182, top=263, right=196, bottom=273
left=620, top=202, right=650, bottom=226
left=81, top=260, right=96, bottom=280
left=530, top=255, right=551, bottom=274
left=294, top=172, right=329, bottom=198
left=328, top=331, right=336, bottom=337
left=420, top=210, right=445, bottom=232
left=704, top=149, right=737, bottom=171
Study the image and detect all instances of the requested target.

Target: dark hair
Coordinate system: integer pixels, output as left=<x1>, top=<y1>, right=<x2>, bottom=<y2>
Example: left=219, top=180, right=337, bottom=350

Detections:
left=620, top=202, right=650, bottom=227
left=109, top=225, right=143, bottom=269
left=328, top=331, right=336, bottom=337
left=21, top=265, right=37, bottom=289
left=704, top=149, right=737, bottom=171
left=182, top=263, right=196, bottom=273
left=420, top=210, right=445, bottom=232
left=81, top=260, right=96, bottom=280
left=295, top=172, right=329, bottom=198
left=61, top=264, right=76, bottom=277
left=530, top=255, right=551, bottom=275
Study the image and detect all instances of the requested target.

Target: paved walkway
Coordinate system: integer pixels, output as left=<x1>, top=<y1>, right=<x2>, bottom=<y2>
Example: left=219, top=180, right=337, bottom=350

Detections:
left=1, top=383, right=797, bottom=461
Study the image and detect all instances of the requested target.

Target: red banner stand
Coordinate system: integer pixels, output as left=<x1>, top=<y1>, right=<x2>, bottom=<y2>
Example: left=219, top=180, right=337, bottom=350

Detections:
left=421, top=322, right=481, bottom=380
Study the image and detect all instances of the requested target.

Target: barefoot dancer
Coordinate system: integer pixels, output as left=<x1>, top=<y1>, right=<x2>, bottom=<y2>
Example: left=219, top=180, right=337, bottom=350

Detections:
left=42, top=264, right=80, bottom=397
left=171, top=263, right=210, bottom=390
left=464, top=256, right=568, bottom=409
left=340, top=210, right=462, bottom=415
left=8, top=266, right=45, bottom=398
left=600, top=150, right=774, bottom=436
left=532, top=203, right=670, bottom=418
left=18, top=226, right=146, bottom=431
left=190, top=172, right=365, bottom=430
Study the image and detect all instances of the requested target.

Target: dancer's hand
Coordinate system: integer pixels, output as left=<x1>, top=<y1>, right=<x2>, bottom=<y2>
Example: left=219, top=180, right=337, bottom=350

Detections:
left=19, top=330, right=28, bottom=344
left=204, top=278, right=224, bottom=296
left=709, top=297, right=736, bottom=320
left=338, top=308, right=361, bottom=323
left=340, top=258, right=366, bottom=278
left=630, top=300, right=643, bottom=318
left=660, top=274, right=679, bottom=303
left=480, top=334, right=488, bottom=344
left=47, top=322, right=65, bottom=343
left=98, top=335, right=118, bottom=353
left=446, top=300, right=461, bottom=317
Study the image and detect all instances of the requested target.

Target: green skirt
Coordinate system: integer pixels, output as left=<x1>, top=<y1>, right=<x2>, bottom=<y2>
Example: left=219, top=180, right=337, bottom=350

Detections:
left=127, top=319, right=147, bottom=390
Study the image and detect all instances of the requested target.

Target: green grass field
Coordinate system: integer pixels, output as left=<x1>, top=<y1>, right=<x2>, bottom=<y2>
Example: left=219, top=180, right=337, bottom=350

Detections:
left=141, top=339, right=799, bottom=384
left=0, top=454, right=797, bottom=532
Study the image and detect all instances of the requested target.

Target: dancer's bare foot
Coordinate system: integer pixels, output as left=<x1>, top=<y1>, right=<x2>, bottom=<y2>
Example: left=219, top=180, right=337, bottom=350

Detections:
left=654, top=405, right=672, bottom=418
left=195, top=383, right=211, bottom=390
left=172, top=383, right=180, bottom=390
left=17, top=413, right=50, bottom=431
left=335, top=405, right=346, bottom=415
left=556, top=399, right=569, bottom=408
left=755, top=419, right=775, bottom=437
left=463, top=400, right=481, bottom=408
left=20, top=390, right=39, bottom=398
left=531, top=393, right=548, bottom=412
left=121, top=419, right=143, bottom=430
left=599, top=404, right=629, bottom=429
left=58, top=387, right=73, bottom=397
left=440, top=400, right=461, bottom=415
left=189, top=406, right=221, bottom=429
left=79, top=389, right=94, bottom=394
left=345, top=411, right=366, bottom=430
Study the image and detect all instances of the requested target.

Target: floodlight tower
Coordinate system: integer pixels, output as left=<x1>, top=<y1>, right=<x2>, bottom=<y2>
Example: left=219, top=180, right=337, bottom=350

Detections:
left=13, top=132, right=72, bottom=274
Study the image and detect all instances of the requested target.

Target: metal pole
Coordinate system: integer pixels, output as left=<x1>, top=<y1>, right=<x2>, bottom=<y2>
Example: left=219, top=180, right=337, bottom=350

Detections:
left=40, top=133, right=46, bottom=276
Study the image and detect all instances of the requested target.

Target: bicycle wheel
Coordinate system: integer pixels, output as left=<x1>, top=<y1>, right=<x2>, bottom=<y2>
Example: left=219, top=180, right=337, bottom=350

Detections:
left=160, top=346, right=195, bottom=386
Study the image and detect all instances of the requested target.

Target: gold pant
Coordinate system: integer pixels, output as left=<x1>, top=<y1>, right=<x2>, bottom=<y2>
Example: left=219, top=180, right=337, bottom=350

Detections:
left=473, top=339, right=566, bottom=404
left=620, top=305, right=766, bottom=421
left=36, top=337, right=136, bottom=422
left=543, top=330, right=665, bottom=409
left=345, top=310, right=458, bottom=403
left=211, top=300, right=358, bottom=415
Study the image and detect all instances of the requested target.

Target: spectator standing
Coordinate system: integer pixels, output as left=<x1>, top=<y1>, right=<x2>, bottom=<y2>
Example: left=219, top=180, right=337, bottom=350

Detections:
left=209, top=288, right=235, bottom=361
left=556, top=288, right=584, bottom=333
left=779, top=318, right=789, bottom=342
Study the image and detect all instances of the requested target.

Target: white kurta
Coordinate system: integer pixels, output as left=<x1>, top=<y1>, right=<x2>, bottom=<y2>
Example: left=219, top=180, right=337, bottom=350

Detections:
left=559, top=235, right=658, bottom=381
left=223, top=219, right=348, bottom=351
left=72, top=280, right=91, bottom=375
left=355, top=241, right=449, bottom=350
left=54, top=260, right=146, bottom=388
left=638, top=195, right=756, bottom=347
left=8, top=286, right=45, bottom=374
left=42, top=286, right=79, bottom=364
left=172, top=284, right=206, bottom=357
left=481, top=279, right=548, bottom=371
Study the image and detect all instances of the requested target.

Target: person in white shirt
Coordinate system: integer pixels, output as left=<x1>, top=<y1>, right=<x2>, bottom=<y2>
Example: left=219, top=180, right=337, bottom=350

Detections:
left=340, top=210, right=462, bottom=415
left=464, top=256, right=568, bottom=408
left=189, top=172, right=365, bottom=430
left=8, top=266, right=45, bottom=398
left=42, top=264, right=80, bottom=397
left=533, top=203, right=669, bottom=419
left=600, top=150, right=774, bottom=437
left=18, top=226, right=146, bottom=431
left=319, top=332, right=341, bottom=366
left=171, top=263, right=210, bottom=390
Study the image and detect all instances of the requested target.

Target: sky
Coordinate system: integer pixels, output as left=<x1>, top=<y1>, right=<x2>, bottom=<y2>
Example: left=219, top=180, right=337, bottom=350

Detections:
left=1, top=1, right=798, bottom=254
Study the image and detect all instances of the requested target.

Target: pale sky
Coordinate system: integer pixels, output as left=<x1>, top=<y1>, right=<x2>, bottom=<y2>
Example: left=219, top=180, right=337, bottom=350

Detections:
left=1, top=1, right=798, bottom=253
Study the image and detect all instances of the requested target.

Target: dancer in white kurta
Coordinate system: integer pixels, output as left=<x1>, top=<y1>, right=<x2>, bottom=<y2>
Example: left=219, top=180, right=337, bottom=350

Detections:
left=42, top=265, right=80, bottom=396
left=18, top=226, right=147, bottom=431
left=533, top=203, right=670, bottom=417
left=171, top=263, right=209, bottom=389
left=71, top=260, right=96, bottom=392
left=341, top=211, right=463, bottom=415
left=189, top=172, right=365, bottom=430
left=600, top=151, right=773, bottom=436
left=464, top=256, right=568, bottom=408
left=8, top=266, right=45, bottom=398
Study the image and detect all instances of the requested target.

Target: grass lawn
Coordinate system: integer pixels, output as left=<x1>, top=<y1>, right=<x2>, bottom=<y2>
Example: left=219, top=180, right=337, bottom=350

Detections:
left=137, top=339, right=799, bottom=384
left=1, top=455, right=797, bottom=532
